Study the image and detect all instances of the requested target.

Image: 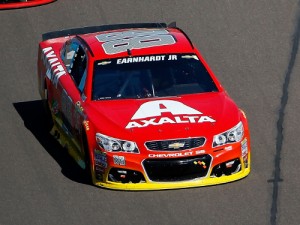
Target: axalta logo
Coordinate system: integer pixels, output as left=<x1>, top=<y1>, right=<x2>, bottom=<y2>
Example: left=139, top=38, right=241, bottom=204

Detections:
left=125, top=100, right=216, bottom=129
left=42, top=47, right=66, bottom=87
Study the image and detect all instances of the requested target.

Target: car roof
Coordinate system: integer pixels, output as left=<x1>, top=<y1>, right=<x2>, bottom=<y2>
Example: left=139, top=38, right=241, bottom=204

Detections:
left=77, top=27, right=195, bottom=60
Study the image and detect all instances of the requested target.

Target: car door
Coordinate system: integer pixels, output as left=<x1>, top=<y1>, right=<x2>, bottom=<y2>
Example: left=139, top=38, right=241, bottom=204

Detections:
left=60, top=39, right=88, bottom=152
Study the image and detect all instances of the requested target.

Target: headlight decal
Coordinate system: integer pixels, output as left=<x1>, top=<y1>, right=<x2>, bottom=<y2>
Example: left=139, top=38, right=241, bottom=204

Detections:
left=96, top=133, right=139, bottom=153
left=213, top=122, right=244, bottom=147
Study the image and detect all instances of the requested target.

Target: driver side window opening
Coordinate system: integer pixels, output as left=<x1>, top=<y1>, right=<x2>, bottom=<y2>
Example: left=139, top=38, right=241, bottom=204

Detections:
left=62, top=41, right=87, bottom=93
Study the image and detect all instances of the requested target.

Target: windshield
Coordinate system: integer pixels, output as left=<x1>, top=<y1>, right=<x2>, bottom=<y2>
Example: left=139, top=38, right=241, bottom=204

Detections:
left=92, top=54, right=218, bottom=100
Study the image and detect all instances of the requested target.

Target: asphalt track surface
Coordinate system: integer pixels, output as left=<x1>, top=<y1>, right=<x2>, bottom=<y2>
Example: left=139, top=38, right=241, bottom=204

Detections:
left=1, top=1, right=300, bottom=225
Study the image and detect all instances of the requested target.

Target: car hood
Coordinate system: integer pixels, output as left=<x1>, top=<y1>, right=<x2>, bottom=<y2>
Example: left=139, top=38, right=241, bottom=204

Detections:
left=86, top=92, right=241, bottom=141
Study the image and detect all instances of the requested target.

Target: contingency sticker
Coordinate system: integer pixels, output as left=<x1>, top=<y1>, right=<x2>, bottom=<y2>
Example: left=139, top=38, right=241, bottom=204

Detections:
left=113, top=155, right=126, bottom=166
left=94, top=149, right=107, bottom=181
left=241, top=138, right=248, bottom=168
left=241, top=138, right=248, bottom=157
left=94, top=149, right=107, bottom=168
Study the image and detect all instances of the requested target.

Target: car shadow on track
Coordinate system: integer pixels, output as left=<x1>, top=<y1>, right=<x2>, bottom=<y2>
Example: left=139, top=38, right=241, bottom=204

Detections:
left=13, top=100, right=91, bottom=186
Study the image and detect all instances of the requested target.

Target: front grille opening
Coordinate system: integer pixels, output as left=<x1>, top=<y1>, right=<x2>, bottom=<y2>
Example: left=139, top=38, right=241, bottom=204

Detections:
left=143, top=155, right=211, bottom=182
left=145, top=137, right=206, bottom=151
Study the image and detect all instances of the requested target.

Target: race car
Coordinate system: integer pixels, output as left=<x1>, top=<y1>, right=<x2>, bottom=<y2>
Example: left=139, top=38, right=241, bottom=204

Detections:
left=0, top=0, right=56, bottom=10
left=37, top=22, right=250, bottom=190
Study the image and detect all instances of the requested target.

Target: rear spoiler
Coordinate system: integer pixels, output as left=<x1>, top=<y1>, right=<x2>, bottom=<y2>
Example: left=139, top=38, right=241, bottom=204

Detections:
left=42, top=22, right=177, bottom=41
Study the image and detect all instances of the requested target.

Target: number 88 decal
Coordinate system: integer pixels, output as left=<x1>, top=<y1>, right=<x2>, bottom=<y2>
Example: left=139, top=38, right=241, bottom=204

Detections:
left=96, top=30, right=176, bottom=55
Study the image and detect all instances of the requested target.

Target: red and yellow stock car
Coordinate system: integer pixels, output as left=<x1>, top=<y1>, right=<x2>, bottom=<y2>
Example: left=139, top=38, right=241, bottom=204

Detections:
left=37, top=23, right=250, bottom=190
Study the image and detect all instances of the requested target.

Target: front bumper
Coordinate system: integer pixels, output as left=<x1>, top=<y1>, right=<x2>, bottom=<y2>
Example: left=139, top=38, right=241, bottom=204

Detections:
left=92, top=144, right=251, bottom=190
left=93, top=156, right=250, bottom=190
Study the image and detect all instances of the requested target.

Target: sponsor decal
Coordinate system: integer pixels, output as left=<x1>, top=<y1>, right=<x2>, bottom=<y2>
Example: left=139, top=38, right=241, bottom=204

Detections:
left=243, top=155, right=249, bottom=168
left=241, top=138, right=248, bottom=157
left=126, top=100, right=216, bottom=129
left=73, top=101, right=86, bottom=125
left=168, top=142, right=185, bottom=149
left=195, top=150, right=206, bottom=155
left=74, top=101, right=86, bottom=132
left=149, top=152, right=193, bottom=158
left=113, top=155, right=126, bottom=166
left=94, top=149, right=107, bottom=168
left=116, top=55, right=177, bottom=64
left=224, top=146, right=233, bottom=151
left=96, top=29, right=176, bottom=55
left=148, top=149, right=205, bottom=158
left=226, top=161, right=235, bottom=168
left=241, top=138, right=248, bottom=168
left=83, top=120, right=90, bottom=131
left=193, top=160, right=207, bottom=169
left=75, top=101, right=84, bottom=113
left=42, top=47, right=66, bottom=87
left=98, top=61, right=111, bottom=66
